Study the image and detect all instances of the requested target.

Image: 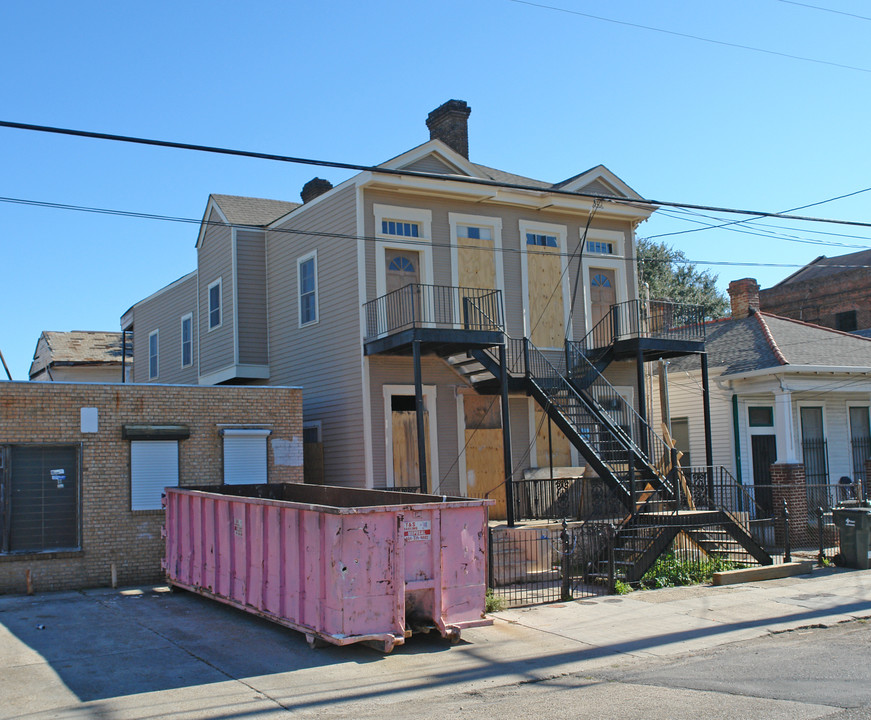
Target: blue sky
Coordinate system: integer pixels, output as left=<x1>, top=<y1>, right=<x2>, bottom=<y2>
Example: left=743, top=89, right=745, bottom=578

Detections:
left=2, top=1, right=870, bottom=379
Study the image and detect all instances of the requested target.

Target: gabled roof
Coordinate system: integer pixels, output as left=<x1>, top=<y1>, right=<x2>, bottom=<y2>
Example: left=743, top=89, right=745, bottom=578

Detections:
left=770, top=248, right=871, bottom=287
left=669, top=311, right=871, bottom=376
left=30, top=331, right=131, bottom=378
left=210, top=194, right=301, bottom=227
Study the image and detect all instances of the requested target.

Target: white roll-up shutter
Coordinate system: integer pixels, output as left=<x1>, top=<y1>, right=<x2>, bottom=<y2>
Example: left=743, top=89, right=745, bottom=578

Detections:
left=223, top=429, right=270, bottom=484
left=130, top=440, right=179, bottom=510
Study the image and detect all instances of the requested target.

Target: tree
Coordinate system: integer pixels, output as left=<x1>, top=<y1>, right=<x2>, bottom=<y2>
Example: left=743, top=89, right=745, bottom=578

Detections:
left=635, top=238, right=729, bottom=319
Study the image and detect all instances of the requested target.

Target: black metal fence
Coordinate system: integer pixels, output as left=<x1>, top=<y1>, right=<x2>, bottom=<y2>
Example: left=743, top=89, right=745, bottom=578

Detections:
left=363, top=284, right=503, bottom=339
left=580, top=299, right=706, bottom=352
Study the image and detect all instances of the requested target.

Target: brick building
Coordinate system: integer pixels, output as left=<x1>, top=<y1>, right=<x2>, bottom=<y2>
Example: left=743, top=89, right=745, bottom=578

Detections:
left=759, top=248, right=871, bottom=332
left=0, top=381, right=302, bottom=594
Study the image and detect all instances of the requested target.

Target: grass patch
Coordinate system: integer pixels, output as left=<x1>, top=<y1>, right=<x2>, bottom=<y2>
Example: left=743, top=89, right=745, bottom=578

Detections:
left=639, top=551, right=744, bottom=590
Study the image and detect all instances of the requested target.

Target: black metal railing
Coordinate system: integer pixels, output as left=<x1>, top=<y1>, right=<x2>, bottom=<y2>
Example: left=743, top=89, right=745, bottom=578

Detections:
left=363, top=285, right=504, bottom=340
left=580, top=299, right=706, bottom=352
left=511, top=476, right=627, bottom=522
left=851, top=436, right=871, bottom=485
left=802, top=439, right=830, bottom=509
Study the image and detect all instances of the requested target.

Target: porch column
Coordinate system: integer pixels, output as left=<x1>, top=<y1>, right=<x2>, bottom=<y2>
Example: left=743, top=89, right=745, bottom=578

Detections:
left=499, top=343, right=515, bottom=527
left=774, top=389, right=799, bottom=464
left=413, top=340, right=428, bottom=494
left=701, top=353, right=714, bottom=469
left=635, top=345, right=649, bottom=457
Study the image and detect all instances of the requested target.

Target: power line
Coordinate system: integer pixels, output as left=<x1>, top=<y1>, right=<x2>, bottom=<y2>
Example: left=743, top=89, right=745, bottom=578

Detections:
left=4, top=119, right=871, bottom=229
left=8, top=193, right=871, bottom=272
left=775, top=0, right=871, bottom=22
left=508, top=0, right=871, bottom=74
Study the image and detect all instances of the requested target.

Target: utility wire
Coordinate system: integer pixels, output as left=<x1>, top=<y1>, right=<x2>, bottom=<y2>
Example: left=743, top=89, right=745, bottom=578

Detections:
left=508, top=0, right=871, bottom=74
left=4, top=120, right=871, bottom=229
left=775, top=0, right=871, bottom=22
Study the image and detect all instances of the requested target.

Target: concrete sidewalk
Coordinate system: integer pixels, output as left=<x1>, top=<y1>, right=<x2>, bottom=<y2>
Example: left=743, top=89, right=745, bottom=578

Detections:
left=1, top=566, right=870, bottom=719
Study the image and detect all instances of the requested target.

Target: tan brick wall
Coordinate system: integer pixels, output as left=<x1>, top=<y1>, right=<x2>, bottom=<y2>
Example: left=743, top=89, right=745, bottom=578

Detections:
left=0, top=382, right=302, bottom=594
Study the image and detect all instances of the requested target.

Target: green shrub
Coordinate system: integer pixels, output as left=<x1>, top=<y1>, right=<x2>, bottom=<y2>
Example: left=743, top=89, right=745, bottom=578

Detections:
left=639, top=552, right=743, bottom=590
left=613, top=580, right=633, bottom=595
left=485, top=589, right=506, bottom=612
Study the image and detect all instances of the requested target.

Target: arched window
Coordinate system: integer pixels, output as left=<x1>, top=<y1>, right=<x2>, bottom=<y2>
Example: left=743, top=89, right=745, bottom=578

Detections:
left=592, top=273, right=612, bottom=287
left=388, top=256, right=416, bottom=273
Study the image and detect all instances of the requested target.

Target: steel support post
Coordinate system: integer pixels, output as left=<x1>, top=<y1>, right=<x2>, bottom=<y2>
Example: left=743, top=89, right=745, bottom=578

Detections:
left=500, top=343, right=515, bottom=527
left=413, top=340, right=428, bottom=494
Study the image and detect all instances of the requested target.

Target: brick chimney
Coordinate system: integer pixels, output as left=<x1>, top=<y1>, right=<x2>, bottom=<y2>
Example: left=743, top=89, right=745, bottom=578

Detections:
left=426, top=100, right=472, bottom=158
left=728, top=278, right=760, bottom=319
left=300, top=177, right=333, bottom=204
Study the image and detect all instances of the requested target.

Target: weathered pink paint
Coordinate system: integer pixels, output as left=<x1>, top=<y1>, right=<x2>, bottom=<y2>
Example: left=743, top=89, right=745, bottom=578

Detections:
left=163, top=484, right=494, bottom=652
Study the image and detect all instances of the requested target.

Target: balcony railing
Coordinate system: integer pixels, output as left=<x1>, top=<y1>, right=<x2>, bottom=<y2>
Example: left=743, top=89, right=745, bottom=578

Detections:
left=363, top=285, right=504, bottom=341
left=582, top=299, right=706, bottom=352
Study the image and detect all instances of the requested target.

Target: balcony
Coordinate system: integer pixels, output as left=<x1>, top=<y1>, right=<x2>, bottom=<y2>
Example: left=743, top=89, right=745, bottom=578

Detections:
left=363, top=284, right=505, bottom=356
left=583, top=299, right=706, bottom=361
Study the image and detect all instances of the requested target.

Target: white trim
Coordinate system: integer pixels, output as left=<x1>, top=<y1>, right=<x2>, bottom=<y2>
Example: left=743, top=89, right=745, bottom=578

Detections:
left=297, top=250, right=319, bottom=327
left=196, top=198, right=230, bottom=249
left=207, top=277, right=223, bottom=331
left=746, top=403, right=776, bottom=436
left=378, top=139, right=484, bottom=178
left=519, top=219, right=571, bottom=348
left=221, top=427, right=272, bottom=437
left=357, top=185, right=374, bottom=489
left=231, top=229, right=239, bottom=365
left=557, top=164, right=645, bottom=200
left=373, top=204, right=434, bottom=302
left=121, top=270, right=197, bottom=324
left=847, top=403, right=871, bottom=479
left=449, top=213, right=505, bottom=325
left=148, top=329, right=159, bottom=380
left=382, top=384, right=439, bottom=491
left=195, top=269, right=201, bottom=381
left=581, top=229, right=630, bottom=335
left=198, top=363, right=270, bottom=386
left=130, top=440, right=179, bottom=511
left=180, top=313, right=193, bottom=369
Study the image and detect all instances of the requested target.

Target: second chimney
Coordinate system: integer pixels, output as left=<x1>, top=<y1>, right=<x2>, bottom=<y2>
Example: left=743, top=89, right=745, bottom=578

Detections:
left=426, top=100, right=472, bottom=158
left=728, top=278, right=760, bottom=319
left=301, top=177, right=333, bottom=204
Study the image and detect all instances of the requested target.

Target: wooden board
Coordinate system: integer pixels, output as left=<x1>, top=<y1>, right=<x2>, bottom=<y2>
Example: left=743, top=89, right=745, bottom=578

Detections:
left=392, top=411, right=431, bottom=488
left=534, top=405, right=573, bottom=468
left=463, top=395, right=506, bottom=520
left=458, top=237, right=496, bottom=291
left=527, top=244, right=564, bottom=348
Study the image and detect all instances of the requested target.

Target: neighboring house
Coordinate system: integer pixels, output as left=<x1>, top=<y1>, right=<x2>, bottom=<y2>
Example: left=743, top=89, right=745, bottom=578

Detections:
left=759, top=249, right=871, bottom=332
left=0, top=381, right=303, bottom=594
left=652, top=277, right=871, bottom=517
left=123, top=99, right=711, bottom=526
left=28, top=330, right=131, bottom=382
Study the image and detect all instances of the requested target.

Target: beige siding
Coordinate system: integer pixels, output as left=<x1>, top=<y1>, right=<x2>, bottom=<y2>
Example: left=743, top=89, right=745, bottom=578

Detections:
left=266, top=185, right=364, bottom=486
left=403, top=156, right=458, bottom=175
left=198, top=210, right=235, bottom=376
left=362, top=189, right=637, bottom=342
left=131, top=273, right=198, bottom=384
left=509, top=396, right=531, bottom=475
left=235, top=230, right=268, bottom=365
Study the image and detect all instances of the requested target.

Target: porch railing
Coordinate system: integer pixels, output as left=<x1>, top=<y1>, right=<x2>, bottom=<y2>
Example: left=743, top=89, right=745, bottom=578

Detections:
left=363, top=285, right=503, bottom=340
left=581, top=299, right=706, bottom=352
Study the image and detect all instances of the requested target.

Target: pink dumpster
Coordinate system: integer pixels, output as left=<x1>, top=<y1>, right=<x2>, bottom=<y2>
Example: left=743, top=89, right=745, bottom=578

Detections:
left=163, top=483, right=494, bottom=652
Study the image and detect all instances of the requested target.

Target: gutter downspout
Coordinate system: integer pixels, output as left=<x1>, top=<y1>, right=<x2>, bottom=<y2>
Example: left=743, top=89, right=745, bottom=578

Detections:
left=731, top=393, right=743, bottom=481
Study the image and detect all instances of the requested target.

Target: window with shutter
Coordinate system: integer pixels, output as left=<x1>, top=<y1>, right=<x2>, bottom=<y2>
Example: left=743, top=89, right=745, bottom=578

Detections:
left=130, top=441, right=179, bottom=511
left=223, top=429, right=270, bottom=484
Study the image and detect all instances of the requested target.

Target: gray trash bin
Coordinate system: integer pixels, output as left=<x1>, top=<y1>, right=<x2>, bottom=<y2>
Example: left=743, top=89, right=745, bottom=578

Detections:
left=832, top=506, right=871, bottom=569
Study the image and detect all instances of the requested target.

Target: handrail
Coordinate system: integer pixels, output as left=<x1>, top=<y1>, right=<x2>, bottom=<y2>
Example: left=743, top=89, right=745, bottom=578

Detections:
left=580, top=299, right=706, bottom=352
left=566, top=340, right=672, bottom=476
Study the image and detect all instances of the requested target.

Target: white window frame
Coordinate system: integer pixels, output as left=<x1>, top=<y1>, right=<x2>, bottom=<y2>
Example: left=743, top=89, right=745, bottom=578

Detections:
left=208, top=277, right=222, bottom=331
left=148, top=329, right=159, bottom=380
left=222, top=428, right=271, bottom=485
left=180, top=313, right=193, bottom=368
left=130, top=440, right=179, bottom=511
left=374, top=204, right=433, bottom=301
left=580, top=230, right=628, bottom=335
left=847, top=402, right=871, bottom=480
left=297, top=250, right=319, bottom=327
left=449, top=213, right=505, bottom=325
left=519, top=219, right=571, bottom=347
left=383, top=384, right=440, bottom=491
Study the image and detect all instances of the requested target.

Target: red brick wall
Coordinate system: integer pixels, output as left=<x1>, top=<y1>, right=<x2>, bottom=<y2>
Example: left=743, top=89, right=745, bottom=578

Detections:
left=759, top=268, right=871, bottom=330
left=769, top=463, right=814, bottom=548
left=0, top=382, right=302, bottom=594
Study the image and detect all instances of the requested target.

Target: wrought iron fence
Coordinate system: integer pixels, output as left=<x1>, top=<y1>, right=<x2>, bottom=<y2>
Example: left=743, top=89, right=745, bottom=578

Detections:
left=851, top=436, right=871, bottom=485
left=488, top=522, right=612, bottom=607
left=512, top=476, right=626, bottom=522
left=580, top=299, right=706, bottom=352
left=363, top=285, right=503, bottom=340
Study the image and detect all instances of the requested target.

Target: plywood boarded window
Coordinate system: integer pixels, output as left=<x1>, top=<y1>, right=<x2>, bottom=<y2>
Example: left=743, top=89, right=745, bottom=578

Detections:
left=533, top=405, right=573, bottom=468
left=463, top=394, right=506, bottom=520
left=458, top=225, right=496, bottom=292
left=391, top=395, right=431, bottom=489
left=526, top=234, right=565, bottom=348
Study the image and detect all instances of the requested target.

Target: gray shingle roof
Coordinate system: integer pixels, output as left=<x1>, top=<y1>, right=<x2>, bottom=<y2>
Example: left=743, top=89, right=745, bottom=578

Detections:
left=210, top=195, right=301, bottom=226
left=669, top=311, right=871, bottom=376
left=39, top=331, right=130, bottom=364
left=771, top=248, right=871, bottom=286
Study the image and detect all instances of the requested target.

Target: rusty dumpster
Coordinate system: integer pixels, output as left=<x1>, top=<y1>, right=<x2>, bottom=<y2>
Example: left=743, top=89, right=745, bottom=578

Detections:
left=163, top=483, right=494, bottom=652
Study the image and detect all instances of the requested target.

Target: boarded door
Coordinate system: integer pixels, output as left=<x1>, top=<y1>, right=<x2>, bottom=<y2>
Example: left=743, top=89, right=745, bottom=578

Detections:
left=534, top=406, right=573, bottom=468
left=527, top=239, right=565, bottom=348
left=392, top=402, right=431, bottom=489
left=589, top=268, right=616, bottom=330
left=458, top=234, right=496, bottom=291
left=463, top=394, right=506, bottom=520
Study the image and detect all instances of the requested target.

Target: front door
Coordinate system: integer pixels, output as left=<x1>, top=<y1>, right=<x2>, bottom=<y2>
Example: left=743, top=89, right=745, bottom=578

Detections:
left=751, top=434, right=776, bottom=516
left=589, top=268, right=616, bottom=331
left=385, top=250, right=421, bottom=329
left=391, top=395, right=431, bottom=490
left=462, top=394, right=506, bottom=520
